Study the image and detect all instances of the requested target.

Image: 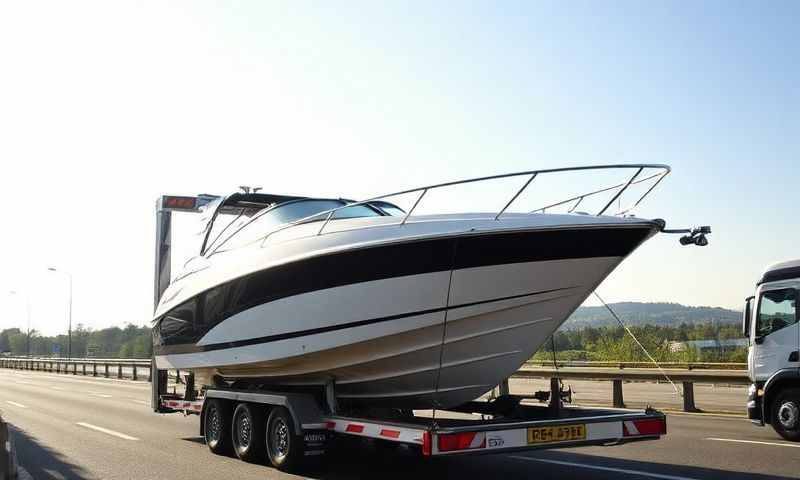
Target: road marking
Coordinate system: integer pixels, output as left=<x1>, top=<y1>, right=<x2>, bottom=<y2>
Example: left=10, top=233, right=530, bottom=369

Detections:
left=706, top=437, right=800, bottom=448
left=508, top=456, right=700, bottom=480
left=88, top=391, right=112, bottom=398
left=51, top=386, right=65, bottom=391
left=131, top=399, right=149, bottom=405
left=6, top=401, right=27, bottom=408
left=75, top=422, right=139, bottom=441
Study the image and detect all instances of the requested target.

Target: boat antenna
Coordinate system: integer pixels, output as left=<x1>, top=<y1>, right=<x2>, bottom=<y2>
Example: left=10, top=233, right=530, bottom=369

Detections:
left=593, top=291, right=682, bottom=398
left=238, top=186, right=263, bottom=194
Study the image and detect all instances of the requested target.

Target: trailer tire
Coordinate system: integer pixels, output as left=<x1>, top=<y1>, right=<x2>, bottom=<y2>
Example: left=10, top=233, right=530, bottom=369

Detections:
left=771, top=388, right=800, bottom=442
left=266, top=406, right=304, bottom=471
left=232, top=403, right=266, bottom=463
left=204, top=399, right=233, bottom=454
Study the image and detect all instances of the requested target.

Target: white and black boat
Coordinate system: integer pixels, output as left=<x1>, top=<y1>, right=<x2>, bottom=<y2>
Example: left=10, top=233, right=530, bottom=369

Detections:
left=153, top=165, right=682, bottom=409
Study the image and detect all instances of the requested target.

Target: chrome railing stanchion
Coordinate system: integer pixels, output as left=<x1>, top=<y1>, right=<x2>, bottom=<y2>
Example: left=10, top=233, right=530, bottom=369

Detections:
left=598, top=167, right=643, bottom=216
left=401, top=188, right=428, bottom=226
left=495, top=173, right=537, bottom=220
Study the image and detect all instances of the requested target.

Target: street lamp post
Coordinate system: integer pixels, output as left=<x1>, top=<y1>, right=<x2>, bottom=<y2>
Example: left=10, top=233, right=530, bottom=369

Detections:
left=7, top=290, right=31, bottom=357
left=47, top=267, right=73, bottom=360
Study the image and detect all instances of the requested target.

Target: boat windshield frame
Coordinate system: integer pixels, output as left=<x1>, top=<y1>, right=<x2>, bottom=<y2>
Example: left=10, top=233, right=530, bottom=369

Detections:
left=204, top=197, right=395, bottom=256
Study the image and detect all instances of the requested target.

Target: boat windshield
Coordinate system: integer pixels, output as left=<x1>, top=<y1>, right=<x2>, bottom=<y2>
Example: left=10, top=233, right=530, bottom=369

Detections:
left=208, top=199, right=390, bottom=253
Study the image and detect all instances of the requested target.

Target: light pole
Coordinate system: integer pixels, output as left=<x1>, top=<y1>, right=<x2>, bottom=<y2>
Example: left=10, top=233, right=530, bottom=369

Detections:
left=47, top=267, right=73, bottom=359
left=7, top=290, right=32, bottom=357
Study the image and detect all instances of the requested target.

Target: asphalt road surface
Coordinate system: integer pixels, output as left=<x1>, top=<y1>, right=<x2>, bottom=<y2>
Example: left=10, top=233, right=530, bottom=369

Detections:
left=0, top=368, right=797, bottom=480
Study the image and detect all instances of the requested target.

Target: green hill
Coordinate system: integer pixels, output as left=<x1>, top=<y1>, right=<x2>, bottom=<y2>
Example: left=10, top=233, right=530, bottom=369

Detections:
left=565, top=302, right=741, bottom=330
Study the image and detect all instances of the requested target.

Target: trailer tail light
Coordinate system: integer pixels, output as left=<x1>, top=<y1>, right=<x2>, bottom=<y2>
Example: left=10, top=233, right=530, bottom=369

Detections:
left=623, top=418, right=666, bottom=437
left=437, top=432, right=486, bottom=452
left=422, top=431, right=431, bottom=456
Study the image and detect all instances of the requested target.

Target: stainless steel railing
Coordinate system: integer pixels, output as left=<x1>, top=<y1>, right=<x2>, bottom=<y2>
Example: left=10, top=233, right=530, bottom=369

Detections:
left=264, top=164, right=671, bottom=244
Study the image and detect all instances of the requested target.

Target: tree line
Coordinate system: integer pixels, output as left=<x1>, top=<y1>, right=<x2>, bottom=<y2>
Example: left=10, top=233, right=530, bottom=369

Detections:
left=0, top=320, right=745, bottom=362
left=533, top=322, right=746, bottom=363
left=0, top=324, right=152, bottom=358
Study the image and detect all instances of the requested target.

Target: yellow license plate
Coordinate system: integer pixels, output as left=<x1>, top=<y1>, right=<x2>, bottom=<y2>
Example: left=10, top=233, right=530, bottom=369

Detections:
left=527, top=424, right=586, bottom=444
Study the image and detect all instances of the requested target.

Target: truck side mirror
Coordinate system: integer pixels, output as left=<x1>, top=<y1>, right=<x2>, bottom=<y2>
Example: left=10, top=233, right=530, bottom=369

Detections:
left=742, top=296, right=754, bottom=338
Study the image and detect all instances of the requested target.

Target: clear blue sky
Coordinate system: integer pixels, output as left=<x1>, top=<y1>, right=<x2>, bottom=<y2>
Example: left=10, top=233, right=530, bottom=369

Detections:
left=0, top=1, right=797, bottom=334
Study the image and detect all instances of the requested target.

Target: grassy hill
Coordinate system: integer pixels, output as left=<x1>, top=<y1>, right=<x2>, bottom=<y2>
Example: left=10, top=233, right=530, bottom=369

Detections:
left=564, top=302, right=741, bottom=330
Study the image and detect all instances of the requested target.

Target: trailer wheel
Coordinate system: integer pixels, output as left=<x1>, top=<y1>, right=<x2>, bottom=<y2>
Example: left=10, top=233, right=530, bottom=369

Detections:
left=266, top=406, right=304, bottom=471
left=232, top=403, right=266, bottom=462
left=204, top=399, right=232, bottom=454
left=772, top=388, right=800, bottom=442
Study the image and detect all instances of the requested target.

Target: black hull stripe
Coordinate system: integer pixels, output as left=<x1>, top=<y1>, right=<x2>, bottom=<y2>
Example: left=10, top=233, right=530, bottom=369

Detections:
left=155, top=225, right=655, bottom=348
left=154, top=286, right=577, bottom=356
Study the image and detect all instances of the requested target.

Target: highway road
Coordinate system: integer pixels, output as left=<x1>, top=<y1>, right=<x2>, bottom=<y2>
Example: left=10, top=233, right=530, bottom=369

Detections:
left=0, top=368, right=797, bottom=480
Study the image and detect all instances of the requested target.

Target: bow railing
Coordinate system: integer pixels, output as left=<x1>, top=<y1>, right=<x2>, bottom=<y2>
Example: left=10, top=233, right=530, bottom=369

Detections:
left=282, top=164, right=669, bottom=240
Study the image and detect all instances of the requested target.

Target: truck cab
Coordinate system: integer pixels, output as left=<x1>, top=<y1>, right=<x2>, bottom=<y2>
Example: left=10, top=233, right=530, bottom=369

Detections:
left=744, top=259, right=800, bottom=441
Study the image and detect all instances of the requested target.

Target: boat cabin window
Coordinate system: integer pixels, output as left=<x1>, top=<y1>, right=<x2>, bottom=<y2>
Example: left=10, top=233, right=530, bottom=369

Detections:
left=756, top=288, right=798, bottom=338
left=209, top=199, right=386, bottom=253
left=369, top=201, right=406, bottom=216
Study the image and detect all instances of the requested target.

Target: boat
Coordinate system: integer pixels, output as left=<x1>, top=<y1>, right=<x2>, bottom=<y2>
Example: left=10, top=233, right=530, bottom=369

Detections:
left=153, top=165, right=674, bottom=409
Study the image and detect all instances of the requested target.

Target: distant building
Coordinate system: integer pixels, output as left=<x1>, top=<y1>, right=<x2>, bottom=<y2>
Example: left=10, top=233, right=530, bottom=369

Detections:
left=668, top=338, right=748, bottom=353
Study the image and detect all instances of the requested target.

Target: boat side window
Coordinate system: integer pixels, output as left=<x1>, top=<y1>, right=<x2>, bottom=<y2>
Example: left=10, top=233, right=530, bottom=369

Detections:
left=756, top=288, right=798, bottom=338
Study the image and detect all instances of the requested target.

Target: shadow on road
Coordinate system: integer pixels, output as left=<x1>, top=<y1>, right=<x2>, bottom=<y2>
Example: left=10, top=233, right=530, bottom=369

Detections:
left=302, top=441, right=796, bottom=480
left=180, top=436, right=206, bottom=445
left=9, top=423, right=96, bottom=480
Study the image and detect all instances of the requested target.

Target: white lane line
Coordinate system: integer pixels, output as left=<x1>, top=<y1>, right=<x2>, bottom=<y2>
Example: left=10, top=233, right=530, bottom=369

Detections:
left=706, top=437, right=800, bottom=448
left=508, top=456, right=699, bottom=480
left=5, top=401, right=28, bottom=409
left=75, top=422, right=139, bottom=441
left=131, top=399, right=149, bottom=405
left=88, top=391, right=112, bottom=398
left=50, top=386, right=65, bottom=391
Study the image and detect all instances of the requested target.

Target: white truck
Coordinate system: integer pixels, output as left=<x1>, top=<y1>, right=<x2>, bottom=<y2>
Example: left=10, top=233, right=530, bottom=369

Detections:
left=744, top=259, right=800, bottom=441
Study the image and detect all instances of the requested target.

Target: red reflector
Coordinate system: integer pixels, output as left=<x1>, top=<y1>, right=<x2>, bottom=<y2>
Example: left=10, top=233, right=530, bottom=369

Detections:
left=380, top=429, right=401, bottom=438
left=345, top=424, right=364, bottom=433
left=422, top=431, right=431, bottom=456
left=437, top=432, right=484, bottom=452
left=326, top=421, right=336, bottom=429
left=624, top=418, right=666, bottom=436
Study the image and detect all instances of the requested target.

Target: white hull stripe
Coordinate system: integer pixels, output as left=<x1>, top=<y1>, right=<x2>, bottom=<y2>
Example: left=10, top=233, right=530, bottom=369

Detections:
left=156, top=287, right=574, bottom=355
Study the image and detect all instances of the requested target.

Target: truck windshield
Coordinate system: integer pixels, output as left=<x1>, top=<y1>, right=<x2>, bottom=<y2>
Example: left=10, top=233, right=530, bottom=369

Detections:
left=756, top=288, right=798, bottom=338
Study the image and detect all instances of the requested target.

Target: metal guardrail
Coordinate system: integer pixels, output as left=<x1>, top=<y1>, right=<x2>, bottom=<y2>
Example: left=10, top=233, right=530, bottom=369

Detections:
left=515, top=366, right=750, bottom=413
left=0, top=357, right=750, bottom=413
left=524, top=360, right=747, bottom=371
left=0, top=357, right=152, bottom=381
left=0, top=412, right=15, bottom=480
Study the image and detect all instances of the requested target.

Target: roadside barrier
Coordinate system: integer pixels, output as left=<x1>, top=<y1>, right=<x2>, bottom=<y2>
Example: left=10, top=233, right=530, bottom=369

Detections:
left=0, top=412, right=15, bottom=480
left=1, top=357, right=749, bottom=413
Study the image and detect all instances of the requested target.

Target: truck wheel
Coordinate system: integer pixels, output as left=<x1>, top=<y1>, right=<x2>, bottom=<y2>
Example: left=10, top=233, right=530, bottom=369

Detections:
left=204, top=399, right=233, bottom=454
left=266, top=406, right=304, bottom=471
left=772, top=388, right=800, bottom=442
left=232, top=403, right=266, bottom=462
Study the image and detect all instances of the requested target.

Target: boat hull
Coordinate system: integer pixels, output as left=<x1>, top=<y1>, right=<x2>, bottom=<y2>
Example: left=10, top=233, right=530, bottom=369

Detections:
left=154, top=221, right=657, bottom=409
